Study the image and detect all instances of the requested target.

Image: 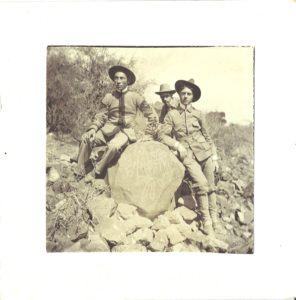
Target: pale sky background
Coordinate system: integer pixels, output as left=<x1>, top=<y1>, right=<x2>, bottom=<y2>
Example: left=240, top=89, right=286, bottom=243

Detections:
left=109, top=47, right=254, bottom=125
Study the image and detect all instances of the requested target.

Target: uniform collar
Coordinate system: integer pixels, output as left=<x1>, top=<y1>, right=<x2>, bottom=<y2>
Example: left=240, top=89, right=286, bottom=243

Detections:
left=115, top=87, right=129, bottom=94
left=179, top=103, right=193, bottom=113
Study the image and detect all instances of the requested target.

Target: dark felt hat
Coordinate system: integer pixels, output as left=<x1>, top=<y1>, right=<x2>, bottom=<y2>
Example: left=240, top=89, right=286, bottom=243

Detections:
left=108, top=65, right=136, bottom=85
left=175, top=78, right=201, bottom=102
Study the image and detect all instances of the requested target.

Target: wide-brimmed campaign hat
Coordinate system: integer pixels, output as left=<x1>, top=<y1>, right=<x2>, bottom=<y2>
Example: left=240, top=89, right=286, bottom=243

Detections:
left=155, top=83, right=176, bottom=95
left=108, top=65, right=136, bottom=85
left=175, top=78, right=201, bottom=102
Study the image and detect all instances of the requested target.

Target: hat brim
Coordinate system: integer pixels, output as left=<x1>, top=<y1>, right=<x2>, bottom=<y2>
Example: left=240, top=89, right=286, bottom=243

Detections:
left=175, top=80, right=201, bottom=102
left=155, top=90, right=176, bottom=95
left=108, top=65, right=136, bottom=85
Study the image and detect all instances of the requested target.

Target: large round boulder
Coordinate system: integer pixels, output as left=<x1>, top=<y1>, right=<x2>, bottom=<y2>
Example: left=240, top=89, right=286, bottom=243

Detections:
left=108, top=141, right=185, bottom=219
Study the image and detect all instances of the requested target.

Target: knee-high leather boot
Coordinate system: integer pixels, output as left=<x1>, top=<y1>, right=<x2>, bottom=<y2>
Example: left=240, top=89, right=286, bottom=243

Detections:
left=195, top=192, right=214, bottom=236
left=208, top=191, right=226, bottom=235
left=94, top=145, right=118, bottom=175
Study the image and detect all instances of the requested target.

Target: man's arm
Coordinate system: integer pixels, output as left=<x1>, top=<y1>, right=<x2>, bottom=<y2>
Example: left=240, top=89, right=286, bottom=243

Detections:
left=199, top=113, right=218, bottom=159
left=156, top=110, right=187, bottom=160
left=87, top=97, right=109, bottom=132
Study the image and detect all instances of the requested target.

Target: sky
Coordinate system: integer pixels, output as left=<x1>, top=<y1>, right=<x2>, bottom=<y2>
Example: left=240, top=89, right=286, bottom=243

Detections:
left=109, top=47, right=254, bottom=125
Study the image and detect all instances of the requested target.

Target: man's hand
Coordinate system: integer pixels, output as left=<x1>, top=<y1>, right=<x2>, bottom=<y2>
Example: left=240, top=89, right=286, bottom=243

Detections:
left=175, top=142, right=187, bottom=161
left=82, top=129, right=96, bottom=143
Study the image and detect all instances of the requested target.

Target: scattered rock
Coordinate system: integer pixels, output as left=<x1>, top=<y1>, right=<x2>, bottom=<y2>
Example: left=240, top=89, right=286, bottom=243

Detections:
left=217, top=181, right=235, bottom=198
left=168, top=243, right=190, bottom=252
left=222, top=216, right=232, bottom=223
left=52, top=179, right=73, bottom=194
left=112, top=244, right=147, bottom=252
left=98, top=217, right=126, bottom=245
left=64, top=241, right=82, bottom=252
left=164, top=225, right=186, bottom=245
left=175, top=223, right=193, bottom=239
left=203, top=236, right=229, bottom=252
left=149, top=229, right=169, bottom=251
left=177, top=195, right=196, bottom=210
left=83, top=233, right=110, bottom=252
left=124, top=215, right=153, bottom=235
left=244, top=207, right=254, bottom=224
left=68, top=220, right=89, bottom=242
left=225, top=224, right=234, bottom=231
left=152, top=215, right=170, bottom=230
left=175, top=206, right=197, bottom=222
left=243, top=182, right=254, bottom=199
left=130, top=228, right=154, bottom=245
left=87, top=197, right=117, bottom=220
left=108, top=141, right=185, bottom=219
left=235, top=210, right=247, bottom=225
left=164, top=210, right=184, bottom=224
left=47, top=167, right=60, bottom=183
left=241, top=231, right=252, bottom=240
left=117, top=203, right=138, bottom=220
left=232, top=179, right=245, bottom=192
left=60, top=154, right=71, bottom=162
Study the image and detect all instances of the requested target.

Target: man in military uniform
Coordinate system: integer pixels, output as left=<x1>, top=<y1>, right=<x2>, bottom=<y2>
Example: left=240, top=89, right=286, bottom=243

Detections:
left=155, top=83, right=179, bottom=123
left=75, top=65, right=157, bottom=179
left=157, top=79, right=223, bottom=236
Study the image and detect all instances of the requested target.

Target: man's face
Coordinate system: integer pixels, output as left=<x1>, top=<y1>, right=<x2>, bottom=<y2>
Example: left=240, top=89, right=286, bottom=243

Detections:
left=160, top=93, right=173, bottom=107
left=114, top=71, right=128, bottom=91
left=179, top=87, right=193, bottom=106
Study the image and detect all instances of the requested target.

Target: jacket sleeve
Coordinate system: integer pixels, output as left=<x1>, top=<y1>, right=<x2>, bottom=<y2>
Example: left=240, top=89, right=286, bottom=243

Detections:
left=199, top=113, right=218, bottom=158
left=156, top=111, right=179, bottom=150
left=87, top=95, right=109, bottom=131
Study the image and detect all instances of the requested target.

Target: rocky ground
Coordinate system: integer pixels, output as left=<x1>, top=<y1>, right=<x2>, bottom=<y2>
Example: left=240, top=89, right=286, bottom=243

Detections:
left=46, top=133, right=254, bottom=253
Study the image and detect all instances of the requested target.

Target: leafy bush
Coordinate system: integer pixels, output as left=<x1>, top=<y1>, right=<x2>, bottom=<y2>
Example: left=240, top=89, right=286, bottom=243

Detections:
left=47, top=47, right=152, bottom=139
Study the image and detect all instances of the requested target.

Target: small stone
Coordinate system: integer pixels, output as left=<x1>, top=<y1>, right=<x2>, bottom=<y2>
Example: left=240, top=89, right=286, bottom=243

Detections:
left=124, top=215, right=153, bottom=235
left=164, top=225, right=186, bottom=245
left=48, top=167, right=60, bottom=183
left=235, top=210, right=247, bottom=225
left=131, top=228, right=154, bottom=245
left=225, top=224, right=234, bottom=231
left=64, top=242, right=82, bottom=252
left=169, top=243, right=189, bottom=252
left=243, top=182, right=254, bottom=199
left=152, top=215, right=170, bottom=230
left=122, top=234, right=137, bottom=245
left=241, top=231, right=252, bottom=240
left=164, top=210, right=184, bottom=224
left=222, top=216, right=232, bottom=223
left=177, top=195, right=196, bottom=210
left=117, top=203, right=138, bottom=220
left=84, top=173, right=95, bottom=184
left=60, top=154, right=71, bottom=162
left=175, top=223, right=193, bottom=239
left=175, top=206, right=197, bottom=222
left=88, top=197, right=117, bottom=219
left=230, top=213, right=235, bottom=221
left=98, top=217, right=126, bottom=245
left=92, top=178, right=107, bottom=187
left=149, top=230, right=169, bottom=252
left=83, top=233, right=110, bottom=252
left=203, top=236, right=229, bottom=252
left=232, top=179, right=245, bottom=192
left=112, top=244, right=147, bottom=252
left=244, top=207, right=254, bottom=224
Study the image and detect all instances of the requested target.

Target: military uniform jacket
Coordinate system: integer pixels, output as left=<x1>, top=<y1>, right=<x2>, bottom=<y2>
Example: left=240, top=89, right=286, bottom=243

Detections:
left=157, top=104, right=217, bottom=162
left=88, top=89, right=155, bottom=141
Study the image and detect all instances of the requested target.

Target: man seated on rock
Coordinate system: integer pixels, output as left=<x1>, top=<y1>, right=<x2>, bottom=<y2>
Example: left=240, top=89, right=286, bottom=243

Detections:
left=155, top=83, right=179, bottom=123
left=74, top=65, right=157, bottom=180
left=157, top=78, right=224, bottom=236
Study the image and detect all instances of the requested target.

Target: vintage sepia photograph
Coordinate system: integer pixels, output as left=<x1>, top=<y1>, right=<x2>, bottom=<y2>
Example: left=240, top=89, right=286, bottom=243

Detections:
left=46, top=46, right=254, bottom=253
